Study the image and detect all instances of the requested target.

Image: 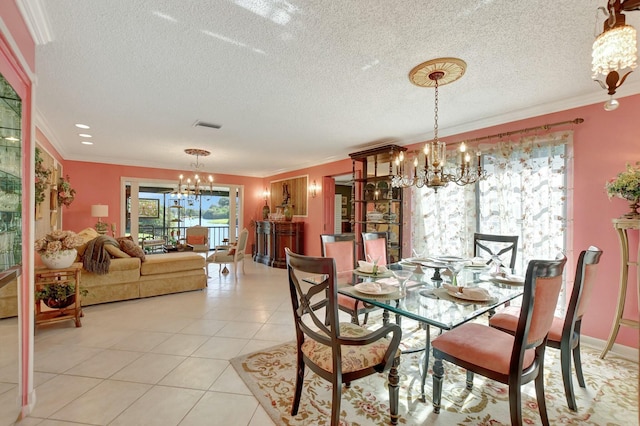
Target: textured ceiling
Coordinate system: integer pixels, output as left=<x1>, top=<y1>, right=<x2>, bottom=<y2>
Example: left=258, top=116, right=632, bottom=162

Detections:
left=30, top=0, right=640, bottom=177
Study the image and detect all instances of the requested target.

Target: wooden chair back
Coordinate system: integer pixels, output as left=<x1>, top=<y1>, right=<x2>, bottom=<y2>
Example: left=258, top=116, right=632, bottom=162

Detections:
left=473, top=233, right=519, bottom=270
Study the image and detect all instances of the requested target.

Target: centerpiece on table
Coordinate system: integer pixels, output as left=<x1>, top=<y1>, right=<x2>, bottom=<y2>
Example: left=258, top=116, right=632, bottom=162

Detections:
left=605, top=162, right=640, bottom=218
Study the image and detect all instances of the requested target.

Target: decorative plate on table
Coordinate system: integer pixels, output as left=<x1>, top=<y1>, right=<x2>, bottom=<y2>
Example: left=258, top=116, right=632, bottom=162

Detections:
left=446, top=289, right=493, bottom=302
left=481, top=274, right=525, bottom=285
left=354, top=283, right=396, bottom=295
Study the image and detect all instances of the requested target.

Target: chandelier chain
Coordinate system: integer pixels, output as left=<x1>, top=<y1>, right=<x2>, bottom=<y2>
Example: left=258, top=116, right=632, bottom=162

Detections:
left=433, top=78, right=439, bottom=142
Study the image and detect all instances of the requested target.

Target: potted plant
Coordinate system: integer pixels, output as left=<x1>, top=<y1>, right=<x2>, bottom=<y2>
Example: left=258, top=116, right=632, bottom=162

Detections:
left=34, top=147, right=51, bottom=205
left=35, top=282, right=88, bottom=309
left=605, top=162, right=640, bottom=218
left=57, top=174, right=76, bottom=207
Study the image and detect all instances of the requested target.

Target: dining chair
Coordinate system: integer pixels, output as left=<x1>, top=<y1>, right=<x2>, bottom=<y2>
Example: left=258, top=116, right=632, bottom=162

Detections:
left=320, top=233, right=374, bottom=325
left=206, top=228, right=249, bottom=281
left=473, top=233, right=519, bottom=271
left=362, top=231, right=389, bottom=266
left=489, top=246, right=603, bottom=411
left=285, top=248, right=402, bottom=426
left=431, top=254, right=567, bottom=426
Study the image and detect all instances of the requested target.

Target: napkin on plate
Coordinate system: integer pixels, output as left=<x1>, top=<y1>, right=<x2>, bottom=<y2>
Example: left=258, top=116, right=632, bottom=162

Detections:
left=470, top=257, right=488, bottom=267
left=442, top=283, right=491, bottom=301
left=376, top=277, right=418, bottom=286
left=357, top=260, right=387, bottom=273
left=357, top=282, right=382, bottom=293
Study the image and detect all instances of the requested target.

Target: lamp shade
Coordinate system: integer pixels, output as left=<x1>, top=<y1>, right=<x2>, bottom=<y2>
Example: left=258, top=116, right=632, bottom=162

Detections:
left=592, top=25, right=638, bottom=78
left=91, top=204, right=109, bottom=218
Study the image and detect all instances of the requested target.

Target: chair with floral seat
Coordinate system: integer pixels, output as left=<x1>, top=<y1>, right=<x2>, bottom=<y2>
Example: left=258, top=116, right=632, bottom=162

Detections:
left=285, top=248, right=402, bottom=426
left=320, top=234, right=375, bottom=325
left=431, top=254, right=567, bottom=426
left=489, top=246, right=603, bottom=411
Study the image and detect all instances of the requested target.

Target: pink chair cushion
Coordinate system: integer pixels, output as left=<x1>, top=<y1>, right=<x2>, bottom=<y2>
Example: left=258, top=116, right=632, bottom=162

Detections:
left=432, top=323, right=535, bottom=375
left=337, top=293, right=360, bottom=310
left=527, top=275, right=563, bottom=345
left=364, top=238, right=387, bottom=266
left=576, top=263, right=598, bottom=318
left=301, top=322, right=399, bottom=373
left=324, top=241, right=354, bottom=274
left=186, top=235, right=205, bottom=245
left=491, top=306, right=565, bottom=344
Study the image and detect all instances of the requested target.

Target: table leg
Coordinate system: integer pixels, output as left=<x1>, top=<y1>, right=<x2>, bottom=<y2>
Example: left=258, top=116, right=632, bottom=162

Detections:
left=420, top=323, right=431, bottom=401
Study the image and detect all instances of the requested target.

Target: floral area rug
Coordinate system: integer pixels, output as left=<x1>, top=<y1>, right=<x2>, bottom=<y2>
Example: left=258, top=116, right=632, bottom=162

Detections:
left=230, top=322, right=638, bottom=425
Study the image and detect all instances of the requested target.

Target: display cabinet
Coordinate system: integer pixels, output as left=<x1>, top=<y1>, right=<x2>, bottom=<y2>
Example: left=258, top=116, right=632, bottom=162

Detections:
left=0, top=89, right=22, bottom=275
left=349, top=145, right=406, bottom=263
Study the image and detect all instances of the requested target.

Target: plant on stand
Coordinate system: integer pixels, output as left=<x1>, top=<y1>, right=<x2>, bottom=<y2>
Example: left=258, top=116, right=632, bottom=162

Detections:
left=605, top=162, right=640, bottom=218
left=57, top=175, right=76, bottom=208
left=34, top=230, right=87, bottom=308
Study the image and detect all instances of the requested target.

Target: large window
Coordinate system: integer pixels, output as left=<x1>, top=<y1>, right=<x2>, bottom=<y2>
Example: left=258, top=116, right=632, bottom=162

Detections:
left=412, top=131, right=573, bottom=275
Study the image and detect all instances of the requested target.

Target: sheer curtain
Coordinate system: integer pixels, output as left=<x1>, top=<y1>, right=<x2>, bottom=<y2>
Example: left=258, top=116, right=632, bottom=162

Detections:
left=412, top=130, right=573, bottom=276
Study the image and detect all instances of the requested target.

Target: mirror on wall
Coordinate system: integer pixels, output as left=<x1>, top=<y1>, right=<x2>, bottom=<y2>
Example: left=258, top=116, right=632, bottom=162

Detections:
left=0, top=71, right=23, bottom=423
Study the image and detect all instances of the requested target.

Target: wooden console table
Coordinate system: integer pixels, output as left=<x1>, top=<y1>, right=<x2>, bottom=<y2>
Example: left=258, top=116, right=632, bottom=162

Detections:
left=600, top=218, right=639, bottom=358
left=254, top=221, right=304, bottom=268
left=35, top=263, right=83, bottom=329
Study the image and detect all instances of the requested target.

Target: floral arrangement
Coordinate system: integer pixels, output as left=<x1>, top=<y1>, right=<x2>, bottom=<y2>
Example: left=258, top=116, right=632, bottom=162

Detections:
left=57, top=175, right=76, bottom=207
left=34, top=230, right=84, bottom=255
left=34, top=147, right=51, bottom=204
left=605, top=162, right=640, bottom=201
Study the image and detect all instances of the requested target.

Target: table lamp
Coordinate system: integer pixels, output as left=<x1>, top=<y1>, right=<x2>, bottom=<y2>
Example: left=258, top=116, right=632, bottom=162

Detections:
left=91, top=204, right=109, bottom=235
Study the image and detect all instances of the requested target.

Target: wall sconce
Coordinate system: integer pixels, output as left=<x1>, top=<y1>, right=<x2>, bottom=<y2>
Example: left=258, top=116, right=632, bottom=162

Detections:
left=592, top=0, right=640, bottom=111
left=91, top=204, right=109, bottom=235
left=310, top=180, right=318, bottom=198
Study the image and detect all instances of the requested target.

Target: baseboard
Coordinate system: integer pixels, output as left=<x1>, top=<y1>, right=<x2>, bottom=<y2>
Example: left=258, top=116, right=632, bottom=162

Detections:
left=581, top=335, right=639, bottom=362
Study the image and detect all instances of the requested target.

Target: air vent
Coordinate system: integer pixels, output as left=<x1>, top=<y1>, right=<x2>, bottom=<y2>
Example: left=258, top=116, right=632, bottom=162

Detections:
left=193, top=120, right=222, bottom=130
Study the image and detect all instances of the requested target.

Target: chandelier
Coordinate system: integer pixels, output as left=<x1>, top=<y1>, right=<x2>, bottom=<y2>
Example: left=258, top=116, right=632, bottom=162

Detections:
left=592, top=0, right=640, bottom=111
left=173, top=148, right=214, bottom=205
left=391, top=58, right=487, bottom=192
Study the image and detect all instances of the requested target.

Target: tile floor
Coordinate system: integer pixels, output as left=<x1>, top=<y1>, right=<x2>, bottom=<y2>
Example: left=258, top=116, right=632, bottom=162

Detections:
left=1, top=259, right=312, bottom=426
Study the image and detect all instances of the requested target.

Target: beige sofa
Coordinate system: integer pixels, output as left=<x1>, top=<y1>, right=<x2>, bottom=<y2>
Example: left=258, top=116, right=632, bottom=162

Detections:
left=0, top=233, right=207, bottom=319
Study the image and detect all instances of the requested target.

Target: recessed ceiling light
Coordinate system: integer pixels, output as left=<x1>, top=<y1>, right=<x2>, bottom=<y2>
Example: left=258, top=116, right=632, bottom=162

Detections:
left=75, top=124, right=90, bottom=129
left=79, top=133, right=92, bottom=138
left=81, top=141, right=93, bottom=145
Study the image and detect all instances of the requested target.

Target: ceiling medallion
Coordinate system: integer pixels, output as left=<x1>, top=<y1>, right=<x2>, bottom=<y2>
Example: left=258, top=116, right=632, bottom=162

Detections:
left=408, top=57, right=467, bottom=88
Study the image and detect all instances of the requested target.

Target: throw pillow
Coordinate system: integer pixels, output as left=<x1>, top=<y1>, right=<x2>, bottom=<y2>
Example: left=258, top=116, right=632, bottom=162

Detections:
left=105, top=244, right=131, bottom=258
left=186, top=235, right=205, bottom=245
left=228, top=244, right=237, bottom=256
left=119, top=239, right=146, bottom=262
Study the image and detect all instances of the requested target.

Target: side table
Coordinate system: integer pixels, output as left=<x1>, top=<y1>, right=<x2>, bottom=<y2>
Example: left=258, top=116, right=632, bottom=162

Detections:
left=600, top=218, right=640, bottom=358
left=35, top=263, right=83, bottom=329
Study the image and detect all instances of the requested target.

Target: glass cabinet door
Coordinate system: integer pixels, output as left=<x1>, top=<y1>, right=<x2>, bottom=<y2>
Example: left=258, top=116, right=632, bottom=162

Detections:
left=0, top=73, right=21, bottom=273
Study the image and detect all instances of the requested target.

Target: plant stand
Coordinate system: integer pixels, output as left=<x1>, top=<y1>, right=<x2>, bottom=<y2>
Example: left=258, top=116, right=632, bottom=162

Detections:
left=35, top=263, right=83, bottom=329
left=600, top=218, right=640, bottom=358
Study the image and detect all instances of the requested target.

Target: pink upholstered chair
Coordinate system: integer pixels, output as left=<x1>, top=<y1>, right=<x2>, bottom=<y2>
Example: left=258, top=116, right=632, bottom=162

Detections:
left=431, top=255, right=567, bottom=426
left=320, top=234, right=374, bottom=325
left=362, top=232, right=389, bottom=266
left=489, top=246, right=602, bottom=411
left=285, top=248, right=402, bottom=426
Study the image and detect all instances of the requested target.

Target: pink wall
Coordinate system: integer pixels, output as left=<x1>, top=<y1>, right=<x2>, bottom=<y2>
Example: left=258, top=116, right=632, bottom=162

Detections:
left=0, top=1, right=35, bottom=71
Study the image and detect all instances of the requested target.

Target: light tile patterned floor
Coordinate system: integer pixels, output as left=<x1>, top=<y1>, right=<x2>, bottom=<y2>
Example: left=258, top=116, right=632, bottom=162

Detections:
left=3, top=260, right=300, bottom=426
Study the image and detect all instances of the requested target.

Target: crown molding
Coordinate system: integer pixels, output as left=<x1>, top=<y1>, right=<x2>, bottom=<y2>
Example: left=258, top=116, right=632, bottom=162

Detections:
left=16, top=0, right=53, bottom=45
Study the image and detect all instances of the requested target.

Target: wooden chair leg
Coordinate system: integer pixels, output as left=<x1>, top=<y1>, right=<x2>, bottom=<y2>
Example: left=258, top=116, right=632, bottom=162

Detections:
left=389, top=357, right=400, bottom=425
left=432, top=356, right=444, bottom=414
left=573, top=340, right=586, bottom=387
left=331, top=377, right=342, bottom=426
left=535, top=350, right=550, bottom=426
left=509, top=381, right=523, bottom=426
left=465, top=370, right=474, bottom=389
left=561, top=338, right=578, bottom=411
left=291, top=354, right=305, bottom=415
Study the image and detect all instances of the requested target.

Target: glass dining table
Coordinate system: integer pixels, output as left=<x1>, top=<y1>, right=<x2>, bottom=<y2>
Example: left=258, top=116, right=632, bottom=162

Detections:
left=340, top=263, right=525, bottom=401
